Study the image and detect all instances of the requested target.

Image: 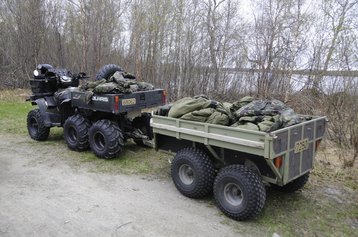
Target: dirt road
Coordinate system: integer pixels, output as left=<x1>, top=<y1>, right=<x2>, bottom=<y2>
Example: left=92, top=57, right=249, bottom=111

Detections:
left=0, top=135, right=265, bottom=237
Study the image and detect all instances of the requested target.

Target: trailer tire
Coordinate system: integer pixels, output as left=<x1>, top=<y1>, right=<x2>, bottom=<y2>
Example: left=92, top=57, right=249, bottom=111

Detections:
left=213, top=165, right=266, bottom=221
left=95, top=64, right=123, bottom=80
left=89, top=120, right=124, bottom=159
left=171, top=148, right=215, bottom=198
left=272, top=172, right=310, bottom=193
left=64, top=114, right=91, bottom=151
left=27, top=109, right=50, bottom=141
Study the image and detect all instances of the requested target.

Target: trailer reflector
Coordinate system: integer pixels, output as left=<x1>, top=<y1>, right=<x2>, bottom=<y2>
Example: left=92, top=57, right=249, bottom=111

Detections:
left=274, top=156, right=283, bottom=169
left=315, top=139, right=322, bottom=151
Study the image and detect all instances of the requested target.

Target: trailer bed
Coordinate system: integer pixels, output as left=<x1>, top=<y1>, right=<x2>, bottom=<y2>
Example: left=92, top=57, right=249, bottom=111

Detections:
left=152, top=115, right=326, bottom=184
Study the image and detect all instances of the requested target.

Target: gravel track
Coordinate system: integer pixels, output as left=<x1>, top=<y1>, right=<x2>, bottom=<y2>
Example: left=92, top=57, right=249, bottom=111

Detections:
left=0, top=135, right=263, bottom=237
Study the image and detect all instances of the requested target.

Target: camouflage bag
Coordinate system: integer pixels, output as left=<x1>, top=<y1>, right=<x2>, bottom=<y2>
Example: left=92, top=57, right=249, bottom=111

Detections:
left=223, top=102, right=233, bottom=111
left=130, top=84, right=139, bottom=92
left=137, top=82, right=155, bottom=91
left=93, top=82, right=132, bottom=94
left=262, top=115, right=274, bottom=122
left=111, top=71, right=154, bottom=92
left=279, top=108, right=301, bottom=127
left=168, top=97, right=212, bottom=118
left=239, top=116, right=259, bottom=123
left=81, top=78, right=106, bottom=90
left=122, top=72, right=136, bottom=79
left=211, top=101, right=236, bottom=123
left=84, top=91, right=94, bottom=104
left=155, top=104, right=173, bottom=116
left=174, top=97, right=231, bottom=125
left=234, top=99, right=288, bottom=118
left=93, top=82, right=119, bottom=94
left=206, top=111, right=230, bottom=125
left=232, top=96, right=254, bottom=111
left=111, top=71, right=137, bottom=84
left=180, top=108, right=216, bottom=122
left=232, top=122, right=259, bottom=131
left=257, top=120, right=275, bottom=132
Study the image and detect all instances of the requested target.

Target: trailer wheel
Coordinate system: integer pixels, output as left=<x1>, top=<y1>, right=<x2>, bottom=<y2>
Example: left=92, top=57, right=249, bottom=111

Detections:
left=27, top=109, right=50, bottom=141
left=64, top=114, right=91, bottom=151
left=95, top=64, right=123, bottom=81
left=89, top=120, right=124, bottom=159
left=171, top=148, right=215, bottom=198
left=213, top=165, right=266, bottom=221
left=272, top=172, right=310, bottom=193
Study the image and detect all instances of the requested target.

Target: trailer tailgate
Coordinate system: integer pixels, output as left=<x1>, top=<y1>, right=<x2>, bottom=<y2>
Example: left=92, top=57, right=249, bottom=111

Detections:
left=269, top=116, right=326, bottom=183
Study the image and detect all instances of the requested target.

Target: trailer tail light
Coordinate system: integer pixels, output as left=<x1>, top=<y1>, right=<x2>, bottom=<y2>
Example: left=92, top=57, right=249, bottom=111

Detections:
left=114, top=95, right=119, bottom=112
left=315, top=139, right=322, bottom=151
left=162, top=90, right=167, bottom=104
left=274, top=156, right=283, bottom=169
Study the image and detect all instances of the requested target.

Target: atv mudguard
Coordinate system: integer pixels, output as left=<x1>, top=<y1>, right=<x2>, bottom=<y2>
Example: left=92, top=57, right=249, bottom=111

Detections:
left=34, top=98, right=52, bottom=127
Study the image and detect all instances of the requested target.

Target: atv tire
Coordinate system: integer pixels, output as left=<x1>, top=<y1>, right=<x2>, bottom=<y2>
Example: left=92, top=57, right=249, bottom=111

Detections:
left=64, top=114, right=91, bottom=151
left=89, top=120, right=124, bottom=159
left=27, top=109, right=50, bottom=141
left=272, top=172, right=310, bottom=193
left=213, top=165, right=266, bottom=221
left=95, top=64, right=123, bottom=81
left=171, top=148, right=216, bottom=198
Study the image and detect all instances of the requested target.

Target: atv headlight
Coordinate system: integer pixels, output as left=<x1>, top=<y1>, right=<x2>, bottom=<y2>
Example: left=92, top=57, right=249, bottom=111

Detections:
left=33, top=70, right=39, bottom=77
left=60, top=75, right=72, bottom=83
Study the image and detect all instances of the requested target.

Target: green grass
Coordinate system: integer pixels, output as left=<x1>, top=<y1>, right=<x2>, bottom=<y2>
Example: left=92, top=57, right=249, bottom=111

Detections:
left=0, top=93, right=357, bottom=237
left=0, top=101, right=33, bottom=134
left=255, top=185, right=358, bottom=237
left=72, top=142, right=170, bottom=177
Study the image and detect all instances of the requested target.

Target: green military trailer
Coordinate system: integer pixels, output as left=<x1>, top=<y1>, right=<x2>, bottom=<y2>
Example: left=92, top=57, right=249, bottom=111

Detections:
left=151, top=114, right=326, bottom=220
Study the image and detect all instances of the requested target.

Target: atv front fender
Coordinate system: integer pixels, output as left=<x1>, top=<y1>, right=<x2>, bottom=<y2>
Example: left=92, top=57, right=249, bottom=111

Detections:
left=34, top=98, right=52, bottom=127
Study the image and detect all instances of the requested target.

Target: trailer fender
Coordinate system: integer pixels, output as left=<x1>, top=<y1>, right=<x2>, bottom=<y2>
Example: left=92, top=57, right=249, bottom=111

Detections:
left=34, top=98, right=52, bottom=127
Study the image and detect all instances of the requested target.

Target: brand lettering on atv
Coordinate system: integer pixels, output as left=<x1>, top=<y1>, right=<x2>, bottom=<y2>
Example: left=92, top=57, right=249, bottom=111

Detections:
left=92, top=96, right=109, bottom=102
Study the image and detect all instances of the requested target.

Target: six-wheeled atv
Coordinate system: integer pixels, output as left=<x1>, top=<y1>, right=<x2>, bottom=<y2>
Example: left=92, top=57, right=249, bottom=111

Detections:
left=27, top=64, right=166, bottom=158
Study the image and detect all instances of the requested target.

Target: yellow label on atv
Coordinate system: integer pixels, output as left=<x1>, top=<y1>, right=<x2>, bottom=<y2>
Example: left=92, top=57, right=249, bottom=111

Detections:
left=122, top=98, right=136, bottom=106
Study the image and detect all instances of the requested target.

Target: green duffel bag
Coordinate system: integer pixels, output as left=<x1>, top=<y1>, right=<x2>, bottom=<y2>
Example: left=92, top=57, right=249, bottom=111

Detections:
left=233, top=122, right=259, bottom=131
left=239, top=116, right=259, bottom=123
left=206, top=111, right=230, bottom=125
left=168, top=97, right=212, bottom=118
left=180, top=108, right=216, bottom=122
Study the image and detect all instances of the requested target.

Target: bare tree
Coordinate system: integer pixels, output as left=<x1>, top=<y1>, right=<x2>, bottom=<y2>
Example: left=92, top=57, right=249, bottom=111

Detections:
left=307, top=0, right=358, bottom=90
